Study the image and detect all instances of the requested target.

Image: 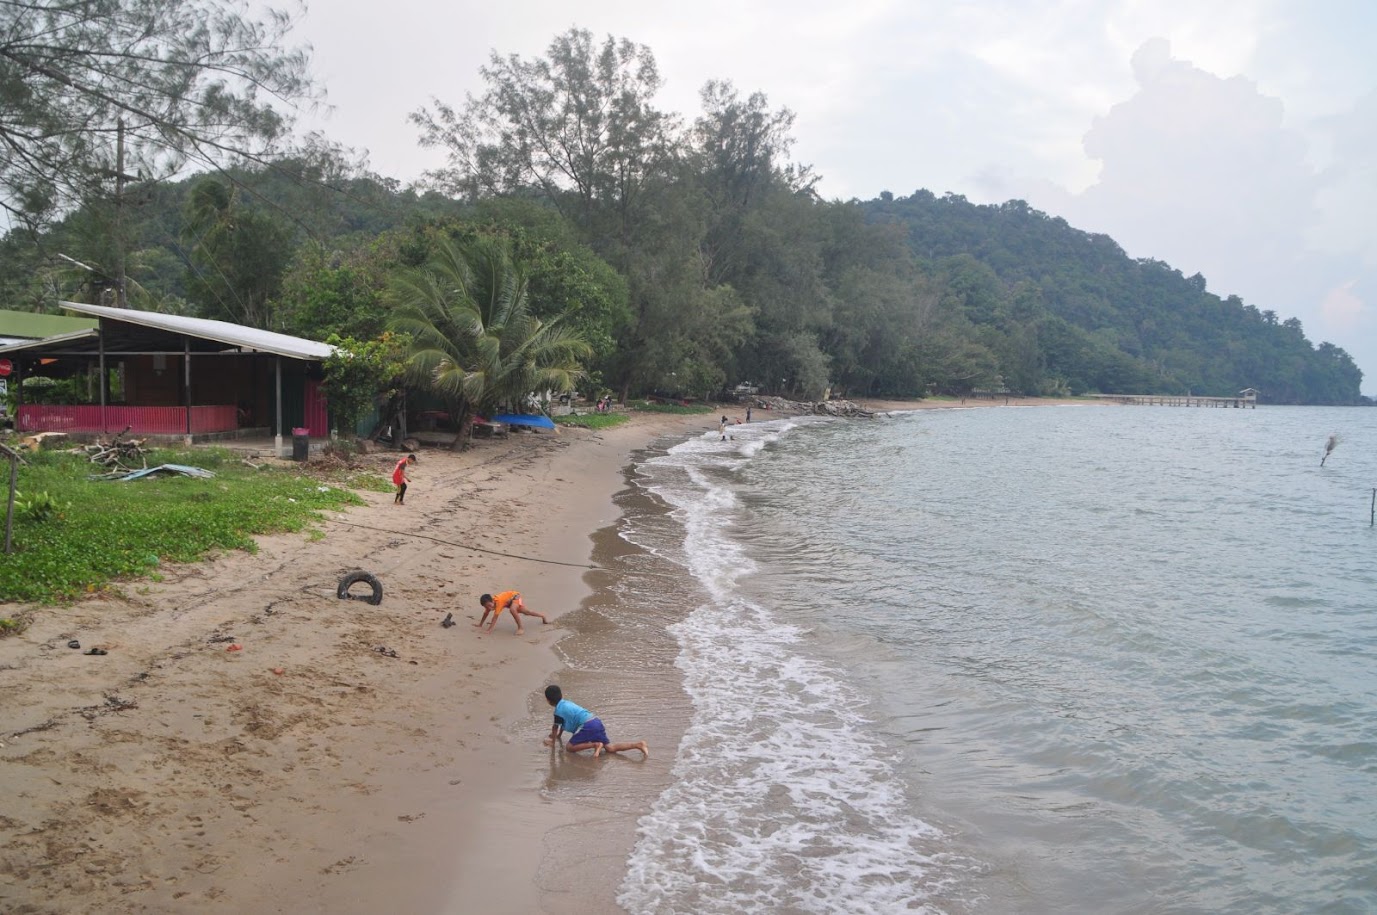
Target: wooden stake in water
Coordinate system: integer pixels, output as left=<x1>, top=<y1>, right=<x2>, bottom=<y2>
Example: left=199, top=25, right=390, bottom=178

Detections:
left=1371, top=488, right=1375, bottom=528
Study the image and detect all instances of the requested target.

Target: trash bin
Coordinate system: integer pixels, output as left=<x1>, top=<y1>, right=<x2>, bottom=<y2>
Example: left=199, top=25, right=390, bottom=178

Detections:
left=291, top=427, right=310, bottom=462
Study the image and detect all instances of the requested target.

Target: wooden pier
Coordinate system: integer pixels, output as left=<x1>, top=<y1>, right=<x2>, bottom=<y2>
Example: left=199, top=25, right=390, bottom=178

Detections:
left=1092, top=388, right=1258, bottom=409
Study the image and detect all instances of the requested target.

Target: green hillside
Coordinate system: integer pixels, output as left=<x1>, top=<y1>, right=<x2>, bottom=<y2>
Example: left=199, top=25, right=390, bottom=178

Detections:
left=863, top=191, right=1362, bottom=403
left=0, top=26, right=1364, bottom=407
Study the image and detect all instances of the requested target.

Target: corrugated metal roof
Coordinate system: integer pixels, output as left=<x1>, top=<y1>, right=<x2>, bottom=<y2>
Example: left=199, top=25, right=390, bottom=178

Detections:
left=58, top=301, right=337, bottom=360
left=0, top=328, right=100, bottom=354
left=0, top=308, right=98, bottom=339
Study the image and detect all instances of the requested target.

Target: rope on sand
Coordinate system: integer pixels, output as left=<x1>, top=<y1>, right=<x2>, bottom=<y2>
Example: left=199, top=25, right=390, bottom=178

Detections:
left=322, top=518, right=601, bottom=570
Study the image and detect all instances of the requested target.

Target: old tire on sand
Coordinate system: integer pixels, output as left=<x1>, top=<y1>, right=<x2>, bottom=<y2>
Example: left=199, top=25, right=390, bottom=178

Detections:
left=337, top=570, right=383, bottom=605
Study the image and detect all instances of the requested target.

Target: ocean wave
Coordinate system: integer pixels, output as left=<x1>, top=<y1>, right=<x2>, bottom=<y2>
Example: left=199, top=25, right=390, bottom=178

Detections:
left=618, top=426, right=954, bottom=913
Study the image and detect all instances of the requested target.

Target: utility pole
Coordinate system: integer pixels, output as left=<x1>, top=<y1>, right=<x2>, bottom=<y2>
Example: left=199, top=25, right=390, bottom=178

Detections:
left=99, top=119, right=138, bottom=308
left=115, top=119, right=127, bottom=308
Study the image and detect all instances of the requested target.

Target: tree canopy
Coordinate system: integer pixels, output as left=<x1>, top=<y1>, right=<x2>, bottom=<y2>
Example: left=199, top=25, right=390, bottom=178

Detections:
left=387, top=234, right=592, bottom=444
left=1, top=24, right=1365, bottom=410
left=0, top=0, right=316, bottom=231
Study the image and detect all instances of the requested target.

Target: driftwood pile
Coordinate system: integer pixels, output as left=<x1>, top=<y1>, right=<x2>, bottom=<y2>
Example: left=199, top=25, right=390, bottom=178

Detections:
left=747, top=395, right=810, bottom=415
left=810, top=399, right=875, bottom=418
left=74, top=426, right=148, bottom=471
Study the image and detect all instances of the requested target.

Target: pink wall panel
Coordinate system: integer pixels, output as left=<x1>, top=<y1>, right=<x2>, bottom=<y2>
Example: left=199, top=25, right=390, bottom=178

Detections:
left=16, top=404, right=238, bottom=435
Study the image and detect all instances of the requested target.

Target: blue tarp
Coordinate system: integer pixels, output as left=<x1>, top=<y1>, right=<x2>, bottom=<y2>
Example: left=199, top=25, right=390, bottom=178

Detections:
left=490, top=413, right=556, bottom=430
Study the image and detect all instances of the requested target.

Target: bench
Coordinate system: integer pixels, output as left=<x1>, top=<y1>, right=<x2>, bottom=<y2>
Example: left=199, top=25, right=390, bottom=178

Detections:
left=471, top=420, right=508, bottom=439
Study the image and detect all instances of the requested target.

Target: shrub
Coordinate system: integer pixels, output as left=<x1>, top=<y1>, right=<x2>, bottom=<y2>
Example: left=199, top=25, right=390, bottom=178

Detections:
left=555, top=413, right=629, bottom=430
left=631, top=400, right=714, bottom=415
left=14, top=490, right=70, bottom=522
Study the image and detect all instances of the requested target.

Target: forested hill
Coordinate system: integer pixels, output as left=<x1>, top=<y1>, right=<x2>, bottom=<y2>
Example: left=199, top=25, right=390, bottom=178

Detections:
left=1, top=162, right=1363, bottom=406
left=0, top=22, right=1365, bottom=408
left=862, top=190, right=1363, bottom=404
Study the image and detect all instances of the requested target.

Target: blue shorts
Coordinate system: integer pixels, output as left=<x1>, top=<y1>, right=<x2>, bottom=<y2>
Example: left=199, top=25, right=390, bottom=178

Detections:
left=569, top=718, right=609, bottom=747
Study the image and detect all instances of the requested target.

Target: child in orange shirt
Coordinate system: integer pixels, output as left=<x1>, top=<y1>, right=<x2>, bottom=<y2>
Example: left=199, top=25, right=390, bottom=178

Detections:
left=476, top=590, right=549, bottom=635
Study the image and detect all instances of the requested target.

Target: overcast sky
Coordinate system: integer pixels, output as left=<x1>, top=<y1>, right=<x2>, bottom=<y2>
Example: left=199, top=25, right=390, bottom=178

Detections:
left=291, top=0, right=1377, bottom=394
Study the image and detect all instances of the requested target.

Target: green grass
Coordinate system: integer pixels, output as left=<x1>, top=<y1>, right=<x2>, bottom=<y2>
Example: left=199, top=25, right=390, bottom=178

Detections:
left=348, top=472, right=396, bottom=494
left=0, top=448, right=368, bottom=604
left=555, top=412, right=630, bottom=430
left=631, top=400, right=715, bottom=415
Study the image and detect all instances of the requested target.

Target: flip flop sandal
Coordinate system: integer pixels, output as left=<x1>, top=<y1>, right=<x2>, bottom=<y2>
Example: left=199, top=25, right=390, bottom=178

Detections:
left=67, top=639, right=81, bottom=649
left=85, top=648, right=108, bottom=656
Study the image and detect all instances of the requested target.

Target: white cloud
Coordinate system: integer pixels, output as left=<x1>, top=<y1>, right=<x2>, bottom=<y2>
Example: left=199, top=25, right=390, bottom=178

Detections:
left=1310, top=91, right=1377, bottom=268
left=1035, top=39, right=1316, bottom=274
left=1104, top=0, right=1274, bottom=76
left=1321, top=281, right=1364, bottom=329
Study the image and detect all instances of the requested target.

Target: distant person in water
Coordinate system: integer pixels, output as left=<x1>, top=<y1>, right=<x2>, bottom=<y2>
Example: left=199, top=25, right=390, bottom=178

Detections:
left=720, top=415, right=729, bottom=441
left=476, top=590, right=549, bottom=635
left=542, top=684, right=649, bottom=759
left=392, top=453, right=416, bottom=504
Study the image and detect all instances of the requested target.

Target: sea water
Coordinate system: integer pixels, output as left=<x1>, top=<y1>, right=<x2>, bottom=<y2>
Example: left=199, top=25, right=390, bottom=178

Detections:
left=612, top=405, right=1377, bottom=914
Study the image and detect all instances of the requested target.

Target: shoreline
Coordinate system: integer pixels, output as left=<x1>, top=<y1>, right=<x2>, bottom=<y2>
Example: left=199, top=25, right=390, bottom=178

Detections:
left=0, top=396, right=1087, bottom=914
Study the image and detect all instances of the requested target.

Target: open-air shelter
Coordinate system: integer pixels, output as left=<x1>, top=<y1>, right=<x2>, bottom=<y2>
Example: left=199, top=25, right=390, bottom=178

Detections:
left=0, top=302, right=335, bottom=455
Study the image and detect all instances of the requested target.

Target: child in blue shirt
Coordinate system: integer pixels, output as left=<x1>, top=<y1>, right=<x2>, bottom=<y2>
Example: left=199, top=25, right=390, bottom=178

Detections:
left=542, top=684, right=649, bottom=759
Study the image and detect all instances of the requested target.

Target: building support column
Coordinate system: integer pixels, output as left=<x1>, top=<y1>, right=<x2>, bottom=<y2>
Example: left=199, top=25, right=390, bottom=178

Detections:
left=274, top=357, right=284, bottom=457
left=183, top=339, right=193, bottom=445
left=98, top=326, right=107, bottom=433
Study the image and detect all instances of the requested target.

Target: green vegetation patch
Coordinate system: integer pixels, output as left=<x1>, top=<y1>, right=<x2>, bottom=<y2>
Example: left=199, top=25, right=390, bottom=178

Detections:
left=631, top=400, right=715, bottom=415
left=555, top=412, right=629, bottom=430
left=0, top=449, right=366, bottom=604
left=332, top=469, right=396, bottom=494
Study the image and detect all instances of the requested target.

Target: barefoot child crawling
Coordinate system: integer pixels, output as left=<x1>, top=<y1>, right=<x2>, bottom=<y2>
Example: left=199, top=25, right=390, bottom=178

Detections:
left=476, top=590, right=549, bottom=635
left=542, top=685, right=649, bottom=759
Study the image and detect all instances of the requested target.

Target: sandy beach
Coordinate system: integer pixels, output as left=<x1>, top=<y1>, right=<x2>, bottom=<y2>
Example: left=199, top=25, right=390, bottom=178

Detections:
left=0, top=396, right=1076, bottom=914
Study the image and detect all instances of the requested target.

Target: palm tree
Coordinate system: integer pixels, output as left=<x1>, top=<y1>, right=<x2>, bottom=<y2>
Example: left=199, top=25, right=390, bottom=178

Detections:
left=389, top=234, right=591, bottom=448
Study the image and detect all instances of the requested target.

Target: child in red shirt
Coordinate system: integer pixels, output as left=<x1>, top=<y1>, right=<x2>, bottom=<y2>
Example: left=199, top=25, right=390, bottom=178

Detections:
left=392, top=453, right=416, bottom=504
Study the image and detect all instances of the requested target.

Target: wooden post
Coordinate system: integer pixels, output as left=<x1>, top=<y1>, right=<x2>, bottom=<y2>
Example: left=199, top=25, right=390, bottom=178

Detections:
left=274, top=357, right=283, bottom=457
left=1370, top=488, right=1375, bottom=528
left=98, top=322, right=107, bottom=432
left=184, top=338, right=192, bottom=443
left=4, top=450, right=17, bottom=554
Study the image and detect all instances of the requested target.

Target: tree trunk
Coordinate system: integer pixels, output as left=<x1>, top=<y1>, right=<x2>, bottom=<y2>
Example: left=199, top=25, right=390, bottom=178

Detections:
left=452, top=405, right=474, bottom=451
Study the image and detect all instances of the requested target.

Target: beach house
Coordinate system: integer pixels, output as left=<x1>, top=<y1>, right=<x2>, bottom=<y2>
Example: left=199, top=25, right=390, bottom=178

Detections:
left=0, top=302, right=335, bottom=455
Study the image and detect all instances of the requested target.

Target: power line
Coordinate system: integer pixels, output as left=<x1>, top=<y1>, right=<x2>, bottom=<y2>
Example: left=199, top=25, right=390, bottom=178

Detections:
left=327, top=518, right=603, bottom=567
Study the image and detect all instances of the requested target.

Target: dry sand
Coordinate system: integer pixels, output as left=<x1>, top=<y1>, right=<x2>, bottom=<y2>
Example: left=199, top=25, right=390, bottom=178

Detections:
left=0, top=396, right=1093, bottom=915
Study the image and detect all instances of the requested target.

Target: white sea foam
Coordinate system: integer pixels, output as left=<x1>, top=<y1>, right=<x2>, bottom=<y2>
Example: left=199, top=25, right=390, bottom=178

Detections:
left=617, top=428, right=951, bottom=914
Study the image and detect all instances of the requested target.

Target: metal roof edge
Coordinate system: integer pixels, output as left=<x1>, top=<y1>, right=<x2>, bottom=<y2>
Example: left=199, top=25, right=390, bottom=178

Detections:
left=0, top=328, right=101, bottom=355
left=58, top=301, right=337, bottom=361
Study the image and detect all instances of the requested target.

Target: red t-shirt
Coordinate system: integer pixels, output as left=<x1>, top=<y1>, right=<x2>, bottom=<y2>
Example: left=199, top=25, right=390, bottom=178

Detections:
left=392, top=458, right=409, bottom=485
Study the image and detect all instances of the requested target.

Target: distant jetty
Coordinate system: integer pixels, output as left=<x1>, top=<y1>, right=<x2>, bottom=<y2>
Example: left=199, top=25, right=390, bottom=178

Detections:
left=1090, top=388, right=1258, bottom=409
